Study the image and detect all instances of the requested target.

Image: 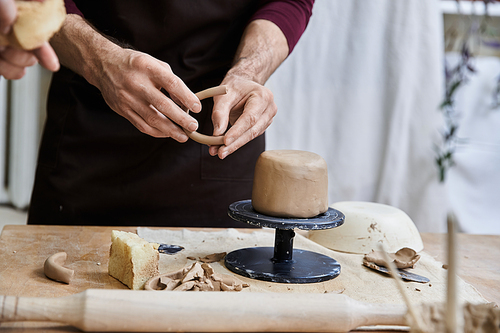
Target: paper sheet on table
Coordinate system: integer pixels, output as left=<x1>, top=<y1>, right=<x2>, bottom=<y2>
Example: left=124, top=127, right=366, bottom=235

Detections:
left=138, top=228, right=488, bottom=306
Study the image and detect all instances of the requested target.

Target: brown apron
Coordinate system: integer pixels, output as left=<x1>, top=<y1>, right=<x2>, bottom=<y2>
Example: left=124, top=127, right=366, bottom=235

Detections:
left=28, top=0, right=265, bottom=227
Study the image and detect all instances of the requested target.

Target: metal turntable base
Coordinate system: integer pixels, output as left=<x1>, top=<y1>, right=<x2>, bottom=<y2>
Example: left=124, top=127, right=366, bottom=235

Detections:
left=224, top=200, right=345, bottom=284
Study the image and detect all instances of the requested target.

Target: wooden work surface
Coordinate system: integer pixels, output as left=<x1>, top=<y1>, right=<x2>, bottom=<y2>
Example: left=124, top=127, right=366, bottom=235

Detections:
left=0, top=225, right=499, bottom=332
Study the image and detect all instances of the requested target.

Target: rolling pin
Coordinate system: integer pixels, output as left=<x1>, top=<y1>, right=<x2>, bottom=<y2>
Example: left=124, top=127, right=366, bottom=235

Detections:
left=0, top=289, right=406, bottom=332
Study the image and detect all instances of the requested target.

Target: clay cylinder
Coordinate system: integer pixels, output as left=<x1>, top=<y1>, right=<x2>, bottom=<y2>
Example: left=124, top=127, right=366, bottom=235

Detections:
left=251, top=150, right=328, bottom=218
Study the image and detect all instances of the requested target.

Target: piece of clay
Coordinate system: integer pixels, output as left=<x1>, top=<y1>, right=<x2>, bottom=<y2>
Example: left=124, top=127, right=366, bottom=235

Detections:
left=0, top=0, right=66, bottom=50
left=199, top=252, right=227, bottom=263
left=181, top=262, right=205, bottom=283
left=406, top=303, right=500, bottom=333
left=183, top=86, right=227, bottom=146
left=44, top=252, right=74, bottom=284
left=144, top=262, right=250, bottom=292
left=364, top=247, right=421, bottom=269
left=251, top=150, right=329, bottom=218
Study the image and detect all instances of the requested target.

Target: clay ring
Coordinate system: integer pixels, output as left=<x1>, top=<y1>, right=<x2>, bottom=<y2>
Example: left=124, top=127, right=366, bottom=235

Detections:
left=183, top=85, right=228, bottom=146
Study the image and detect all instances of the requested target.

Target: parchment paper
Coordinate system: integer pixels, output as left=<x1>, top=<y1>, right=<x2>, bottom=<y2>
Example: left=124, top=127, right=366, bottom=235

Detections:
left=137, top=228, right=488, bottom=305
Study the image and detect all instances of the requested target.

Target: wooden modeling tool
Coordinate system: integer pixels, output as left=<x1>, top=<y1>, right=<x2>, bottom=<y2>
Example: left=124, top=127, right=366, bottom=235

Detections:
left=0, top=289, right=407, bottom=332
left=446, top=217, right=462, bottom=333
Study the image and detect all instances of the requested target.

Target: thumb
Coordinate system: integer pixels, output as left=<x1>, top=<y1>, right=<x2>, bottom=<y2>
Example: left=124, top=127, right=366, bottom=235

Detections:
left=211, top=94, right=232, bottom=136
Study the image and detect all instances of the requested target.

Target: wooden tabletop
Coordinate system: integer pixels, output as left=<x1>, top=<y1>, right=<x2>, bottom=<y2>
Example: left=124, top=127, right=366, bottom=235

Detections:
left=0, top=225, right=498, bottom=332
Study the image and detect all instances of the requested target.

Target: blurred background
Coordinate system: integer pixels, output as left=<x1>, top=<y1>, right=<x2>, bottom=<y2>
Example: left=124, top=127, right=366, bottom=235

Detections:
left=1, top=0, right=499, bottom=234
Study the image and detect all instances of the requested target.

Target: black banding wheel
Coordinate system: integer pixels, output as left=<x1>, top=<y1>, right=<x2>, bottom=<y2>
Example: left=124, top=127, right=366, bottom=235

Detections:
left=225, top=200, right=345, bottom=284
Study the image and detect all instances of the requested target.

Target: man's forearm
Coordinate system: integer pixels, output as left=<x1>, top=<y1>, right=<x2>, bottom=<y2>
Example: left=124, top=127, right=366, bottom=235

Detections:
left=49, top=14, right=121, bottom=87
left=226, top=19, right=289, bottom=86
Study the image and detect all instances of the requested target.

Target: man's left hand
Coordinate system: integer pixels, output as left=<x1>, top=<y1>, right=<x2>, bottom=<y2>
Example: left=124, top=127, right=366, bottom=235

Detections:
left=209, top=73, right=277, bottom=159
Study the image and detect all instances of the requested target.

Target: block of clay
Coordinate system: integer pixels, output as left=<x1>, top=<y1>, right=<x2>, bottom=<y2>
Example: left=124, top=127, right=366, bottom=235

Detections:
left=108, top=230, right=159, bottom=290
left=0, top=0, right=66, bottom=50
left=251, top=150, right=329, bottom=218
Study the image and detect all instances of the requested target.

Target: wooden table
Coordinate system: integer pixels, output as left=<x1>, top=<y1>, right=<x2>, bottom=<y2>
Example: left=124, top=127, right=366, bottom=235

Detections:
left=0, top=225, right=498, bottom=332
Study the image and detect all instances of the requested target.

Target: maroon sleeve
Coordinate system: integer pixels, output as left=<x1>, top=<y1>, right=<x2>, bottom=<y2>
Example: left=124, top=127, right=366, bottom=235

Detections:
left=64, top=0, right=83, bottom=17
left=250, top=0, right=314, bottom=54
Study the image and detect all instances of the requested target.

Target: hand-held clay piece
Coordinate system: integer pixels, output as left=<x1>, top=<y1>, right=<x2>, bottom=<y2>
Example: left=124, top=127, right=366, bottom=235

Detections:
left=0, top=0, right=66, bottom=50
left=251, top=150, right=329, bottom=218
left=183, top=86, right=227, bottom=146
left=364, top=248, right=421, bottom=269
left=44, top=252, right=74, bottom=284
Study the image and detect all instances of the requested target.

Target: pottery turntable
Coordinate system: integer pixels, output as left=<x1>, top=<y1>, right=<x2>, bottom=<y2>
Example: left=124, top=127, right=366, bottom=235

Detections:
left=223, top=150, right=345, bottom=284
left=224, top=200, right=344, bottom=284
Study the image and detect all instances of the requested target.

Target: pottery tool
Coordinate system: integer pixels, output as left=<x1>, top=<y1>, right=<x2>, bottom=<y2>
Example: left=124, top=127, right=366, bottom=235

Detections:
left=446, top=217, right=462, bottom=333
left=225, top=200, right=344, bottom=283
left=379, top=244, right=422, bottom=332
left=362, top=261, right=430, bottom=283
left=0, top=289, right=407, bottom=332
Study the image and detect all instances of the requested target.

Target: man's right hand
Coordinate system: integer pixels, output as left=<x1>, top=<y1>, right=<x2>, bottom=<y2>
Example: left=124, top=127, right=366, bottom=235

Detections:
left=92, top=49, right=202, bottom=141
left=51, top=15, right=201, bottom=141
left=0, top=0, right=60, bottom=79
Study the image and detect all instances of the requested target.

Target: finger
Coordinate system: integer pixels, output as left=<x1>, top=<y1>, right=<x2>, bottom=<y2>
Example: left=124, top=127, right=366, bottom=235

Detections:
left=0, top=0, right=16, bottom=35
left=129, top=100, right=190, bottom=141
left=153, top=61, right=201, bottom=113
left=223, top=94, right=274, bottom=147
left=212, top=94, right=235, bottom=136
left=143, top=87, right=199, bottom=132
left=0, top=47, right=37, bottom=67
left=121, top=106, right=176, bottom=139
left=218, top=114, right=271, bottom=159
left=208, top=145, right=221, bottom=156
left=0, top=57, right=27, bottom=79
left=32, top=42, right=60, bottom=72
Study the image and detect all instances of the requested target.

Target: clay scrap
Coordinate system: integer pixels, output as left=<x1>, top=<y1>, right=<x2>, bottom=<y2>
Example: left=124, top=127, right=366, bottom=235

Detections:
left=407, top=303, right=500, bottom=333
left=200, top=252, right=226, bottom=263
left=364, top=247, right=421, bottom=269
left=44, top=252, right=74, bottom=284
left=145, top=262, right=249, bottom=292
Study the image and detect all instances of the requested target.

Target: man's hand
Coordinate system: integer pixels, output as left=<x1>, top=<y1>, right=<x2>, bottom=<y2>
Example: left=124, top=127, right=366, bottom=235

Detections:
left=92, top=48, right=202, bottom=140
left=0, top=0, right=60, bottom=79
left=208, top=19, right=288, bottom=159
left=209, top=74, right=277, bottom=159
left=51, top=14, right=201, bottom=140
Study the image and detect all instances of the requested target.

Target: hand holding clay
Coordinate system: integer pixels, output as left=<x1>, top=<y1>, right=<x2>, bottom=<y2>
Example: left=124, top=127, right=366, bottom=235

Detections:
left=208, top=74, right=277, bottom=159
left=88, top=46, right=202, bottom=141
left=0, top=0, right=62, bottom=79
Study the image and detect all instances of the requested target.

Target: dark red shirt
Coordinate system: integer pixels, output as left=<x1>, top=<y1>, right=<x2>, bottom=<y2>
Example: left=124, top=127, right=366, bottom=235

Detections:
left=63, top=0, right=314, bottom=53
